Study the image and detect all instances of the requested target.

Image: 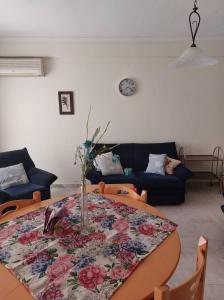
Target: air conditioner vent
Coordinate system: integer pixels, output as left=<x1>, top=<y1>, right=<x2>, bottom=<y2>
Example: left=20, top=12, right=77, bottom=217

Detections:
left=0, top=58, right=44, bottom=77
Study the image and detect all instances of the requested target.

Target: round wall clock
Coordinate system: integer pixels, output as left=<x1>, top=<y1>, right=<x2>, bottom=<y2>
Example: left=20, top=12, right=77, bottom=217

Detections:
left=119, top=78, right=136, bottom=96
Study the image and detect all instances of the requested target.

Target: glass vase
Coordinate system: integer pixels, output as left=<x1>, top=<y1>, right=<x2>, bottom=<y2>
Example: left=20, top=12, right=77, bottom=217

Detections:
left=80, top=178, right=88, bottom=230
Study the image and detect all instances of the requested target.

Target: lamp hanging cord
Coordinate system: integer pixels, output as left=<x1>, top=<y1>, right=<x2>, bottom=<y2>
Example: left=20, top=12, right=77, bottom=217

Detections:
left=189, top=0, right=201, bottom=47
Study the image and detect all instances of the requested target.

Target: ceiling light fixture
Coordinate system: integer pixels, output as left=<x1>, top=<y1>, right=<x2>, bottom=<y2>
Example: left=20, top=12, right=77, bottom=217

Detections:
left=170, top=0, right=218, bottom=69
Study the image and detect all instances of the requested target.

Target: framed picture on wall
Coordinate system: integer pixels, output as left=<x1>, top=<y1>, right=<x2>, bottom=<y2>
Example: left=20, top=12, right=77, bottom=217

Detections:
left=58, top=91, right=74, bottom=115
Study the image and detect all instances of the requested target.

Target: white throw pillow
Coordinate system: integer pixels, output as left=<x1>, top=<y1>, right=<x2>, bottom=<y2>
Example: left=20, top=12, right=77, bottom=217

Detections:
left=94, top=152, right=123, bottom=176
left=145, top=154, right=166, bottom=176
left=0, top=163, right=29, bottom=190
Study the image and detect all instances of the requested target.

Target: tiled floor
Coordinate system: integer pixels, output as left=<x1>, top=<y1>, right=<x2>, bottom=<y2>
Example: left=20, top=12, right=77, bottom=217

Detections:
left=52, top=183, right=224, bottom=300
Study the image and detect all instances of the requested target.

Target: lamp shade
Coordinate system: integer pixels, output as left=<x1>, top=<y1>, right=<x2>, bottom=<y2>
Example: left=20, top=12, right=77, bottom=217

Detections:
left=169, top=46, right=218, bottom=69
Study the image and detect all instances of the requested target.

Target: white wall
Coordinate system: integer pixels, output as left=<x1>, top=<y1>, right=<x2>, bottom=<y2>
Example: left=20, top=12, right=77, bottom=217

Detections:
left=0, top=38, right=223, bottom=183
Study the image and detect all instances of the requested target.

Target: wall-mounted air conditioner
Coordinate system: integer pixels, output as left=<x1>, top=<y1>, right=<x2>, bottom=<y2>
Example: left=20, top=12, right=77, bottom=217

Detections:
left=0, top=57, right=44, bottom=77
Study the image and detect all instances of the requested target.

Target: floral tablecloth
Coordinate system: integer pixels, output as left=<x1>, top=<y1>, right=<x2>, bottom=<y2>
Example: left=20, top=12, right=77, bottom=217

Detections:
left=0, top=193, right=177, bottom=300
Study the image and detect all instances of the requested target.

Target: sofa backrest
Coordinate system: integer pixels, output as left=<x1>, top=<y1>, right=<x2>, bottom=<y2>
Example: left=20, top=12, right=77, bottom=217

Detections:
left=95, top=142, right=178, bottom=172
left=133, top=142, right=178, bottom=171
left=95, top=143, right=135, bottom=169
left=0, top=148, right=35, bottom=173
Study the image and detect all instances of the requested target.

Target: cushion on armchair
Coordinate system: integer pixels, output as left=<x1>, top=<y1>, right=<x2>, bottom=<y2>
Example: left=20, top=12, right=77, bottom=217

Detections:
left=0, top=163, right=29, bottom=190
left=5, top=183, right=50, bottom=200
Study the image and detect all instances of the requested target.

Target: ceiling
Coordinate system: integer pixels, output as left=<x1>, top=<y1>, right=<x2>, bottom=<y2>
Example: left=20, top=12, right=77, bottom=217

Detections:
left=0, top=0, right=223, bottom=39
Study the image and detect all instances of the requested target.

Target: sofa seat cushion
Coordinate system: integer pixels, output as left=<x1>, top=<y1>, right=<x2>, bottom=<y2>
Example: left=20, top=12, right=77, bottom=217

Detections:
left=100, top=173, right=139, bottom=186
left=135, top=171, right=184, bottom=189
left=5, top=183, right=47, bottom=199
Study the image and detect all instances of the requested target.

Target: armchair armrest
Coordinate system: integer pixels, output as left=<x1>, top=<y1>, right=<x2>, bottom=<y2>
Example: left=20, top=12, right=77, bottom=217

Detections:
left=174, top=164, right=192, bottom=182
left=28, top=167, right=57, bottom=187
left=0, top=190, right=11, bottom=203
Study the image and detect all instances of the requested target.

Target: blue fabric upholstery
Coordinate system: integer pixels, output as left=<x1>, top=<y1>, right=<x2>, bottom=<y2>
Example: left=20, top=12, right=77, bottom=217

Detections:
left=0, top=190, right=11, bottom=203
left=86, top=142, right=191, bottom=205
left=0, top=148, right=57, bottom=201
left=135, top=172, right=184, bottom=189
left=86, top=169, right=102, bottom=184
left=133, top=142, right=178, bottom=171
left=100, top=173, right=139, bottom=186
left=0, top=148, right=35, bottom=173
left=4, top=183, right=50, bottom=200
left=173, top=164, right=192, bottom=181
left=28, top=167, right=57, bottom=187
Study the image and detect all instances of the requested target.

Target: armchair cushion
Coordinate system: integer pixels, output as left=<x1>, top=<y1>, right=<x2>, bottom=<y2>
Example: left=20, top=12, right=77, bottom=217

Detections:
left=0, top=163, right=29, bottom=190
left=28, top=167, right=57, bottom=187
left=135, top=171, right=184, bottom=189
left=5, top=183, right=49, bottom=200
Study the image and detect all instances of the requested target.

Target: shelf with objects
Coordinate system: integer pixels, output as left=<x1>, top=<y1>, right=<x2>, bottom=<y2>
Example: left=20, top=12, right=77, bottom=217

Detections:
left=179, top=146, right=224, bottom=193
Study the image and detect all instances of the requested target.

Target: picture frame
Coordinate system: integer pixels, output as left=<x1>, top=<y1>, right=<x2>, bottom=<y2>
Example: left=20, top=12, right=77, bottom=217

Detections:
left=58, top=91, right=74, bottom=115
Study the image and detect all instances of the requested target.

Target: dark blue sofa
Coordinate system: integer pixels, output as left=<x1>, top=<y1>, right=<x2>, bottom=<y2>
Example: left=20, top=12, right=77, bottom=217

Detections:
left=86, top=142, right=192, bottom=205
left=0, top=148, right=57, bottom=203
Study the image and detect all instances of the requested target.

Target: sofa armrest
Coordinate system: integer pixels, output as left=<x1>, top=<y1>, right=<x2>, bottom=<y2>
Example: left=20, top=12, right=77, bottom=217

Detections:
left=0, top=190, right=11, bottom=203
left=86, top=168, right=102, bottom=184
left=28, top=167, right=57, bottom=187
left=174, top=164, right=192, bottom=181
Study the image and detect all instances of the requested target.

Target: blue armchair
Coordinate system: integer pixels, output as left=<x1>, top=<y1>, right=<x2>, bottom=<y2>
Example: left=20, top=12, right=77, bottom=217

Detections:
left=0, top=148, right=57, bottom=203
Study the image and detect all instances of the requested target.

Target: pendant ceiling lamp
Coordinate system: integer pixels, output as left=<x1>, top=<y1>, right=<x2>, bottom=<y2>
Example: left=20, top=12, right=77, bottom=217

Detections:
left=170, top=0, right=218, bottom=69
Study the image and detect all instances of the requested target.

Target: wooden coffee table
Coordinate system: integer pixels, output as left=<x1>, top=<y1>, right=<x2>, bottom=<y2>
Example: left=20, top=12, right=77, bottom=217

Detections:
left=0, top=191, right=180, bottom=300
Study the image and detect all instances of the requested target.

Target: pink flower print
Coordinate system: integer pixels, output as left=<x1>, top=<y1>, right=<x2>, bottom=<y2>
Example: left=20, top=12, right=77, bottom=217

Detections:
left=25, top=249, right=51, bottom=264
left=112, top=218, right=129, bottom=233
left=73, top=234, right=91, bottom=247
left=162, top=222, right=177, bottom=232
left=39, top=283, right=64, bottom=300
left=116, top=250, right=134, bottom=264
left=87, top=203, right=98, bottom=211
left=18, top=229, right=40, bottom=245
left=127, top=262, right=138, bottom=275
left=53, top=219, right=75, bottom=237
left=0, top=224, right=21, bottom=243
left=112, top=233, right=131, bottom=244
left=23, top=210, right=44, bottom=220
left=78, top=264, right=106, bottom=289
left=92, top=215, right=107, bottom=222
left=64, top=198, right=77, bottom=209
left=89, top=232, right=106, bottom=242
left=138, top=224, right=157, bottom=236
left=111, top=265, right=127, bottom=280
left=46, top=254, right=76, bottom=280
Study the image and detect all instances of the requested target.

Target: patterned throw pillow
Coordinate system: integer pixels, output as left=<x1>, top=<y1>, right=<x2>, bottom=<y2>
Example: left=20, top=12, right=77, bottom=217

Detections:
left=0, top=163, right=29, bottom=190
left=165, top=156, right=181, bottom=175
left=94, top=152, right=123, bottom=176
left=145, top=154, right=166, bottom=176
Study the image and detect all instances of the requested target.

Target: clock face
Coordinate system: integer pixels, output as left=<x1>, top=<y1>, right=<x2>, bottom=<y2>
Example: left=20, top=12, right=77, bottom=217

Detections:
left=119, top=78, right=136, bottom=96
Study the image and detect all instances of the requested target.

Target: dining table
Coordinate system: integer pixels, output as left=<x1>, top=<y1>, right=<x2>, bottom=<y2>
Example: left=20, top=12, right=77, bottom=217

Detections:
left=0, top=187, right=180, bottom=300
